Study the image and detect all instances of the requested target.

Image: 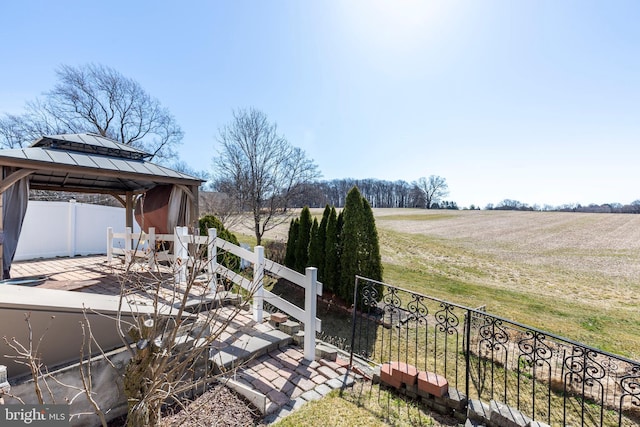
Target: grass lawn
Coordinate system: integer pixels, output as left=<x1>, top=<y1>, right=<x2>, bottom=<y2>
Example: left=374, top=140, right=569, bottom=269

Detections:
left=272, top=382, right=457, bottom=427
left=225, top=208, right=640, bottom=425
left=231, top=208, right=640, bottom=359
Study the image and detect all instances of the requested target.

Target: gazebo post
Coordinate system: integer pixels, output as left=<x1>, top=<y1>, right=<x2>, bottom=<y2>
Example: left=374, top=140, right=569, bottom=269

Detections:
left=125, top=191, right=134, bottom=230
left=190, top=185, right=199, bottom=231
left=125, top=191, right=134, bottom=251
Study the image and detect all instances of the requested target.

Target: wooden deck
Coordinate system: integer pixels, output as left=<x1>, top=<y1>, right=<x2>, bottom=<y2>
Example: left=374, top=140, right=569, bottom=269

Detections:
left=10, top=254, right=158, bottom=295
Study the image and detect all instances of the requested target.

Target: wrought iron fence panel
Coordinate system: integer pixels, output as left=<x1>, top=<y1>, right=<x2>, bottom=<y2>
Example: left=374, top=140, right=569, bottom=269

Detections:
left=350, top=276, right=640, bottom=426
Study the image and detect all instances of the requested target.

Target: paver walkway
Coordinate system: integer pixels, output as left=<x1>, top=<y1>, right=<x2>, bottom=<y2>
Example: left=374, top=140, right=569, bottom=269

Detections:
left=209, top=305, right=359, bottom=423
left=236, top=345, right=357, bottom=424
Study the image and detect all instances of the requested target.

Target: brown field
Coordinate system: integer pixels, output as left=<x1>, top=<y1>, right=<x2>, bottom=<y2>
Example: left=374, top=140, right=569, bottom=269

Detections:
left=232, top=208, right=640, bottom=359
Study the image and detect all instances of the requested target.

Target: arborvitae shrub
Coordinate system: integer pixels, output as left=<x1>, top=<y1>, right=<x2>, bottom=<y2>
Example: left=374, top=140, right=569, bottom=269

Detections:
left=324, top=206, right=340, bottom=294
left=198, top=215, right=241, bottom=272
left=294, top=207, right=312, bottom=273
left=284, top=218, right=298, bottom=269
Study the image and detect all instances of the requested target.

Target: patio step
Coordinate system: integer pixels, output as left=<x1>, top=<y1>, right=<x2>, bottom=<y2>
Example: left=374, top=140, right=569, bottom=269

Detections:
left=209, top=328, right=292, bottom=374
left=179, top=291, right=243, bottom=313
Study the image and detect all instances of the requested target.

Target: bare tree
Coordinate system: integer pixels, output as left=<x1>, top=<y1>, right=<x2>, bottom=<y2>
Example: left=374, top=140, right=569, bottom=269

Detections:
left=416, top=175, right=450, bottom=209
left=213, top=108, right=320, bottom=245
left=0, top=64, right=183, bottom=162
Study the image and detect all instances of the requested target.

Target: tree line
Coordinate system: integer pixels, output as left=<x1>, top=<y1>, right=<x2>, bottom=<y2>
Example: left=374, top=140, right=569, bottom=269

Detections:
left=287, top=175, right=456, bottom=209
left=485, top=199, right=640, bottom=214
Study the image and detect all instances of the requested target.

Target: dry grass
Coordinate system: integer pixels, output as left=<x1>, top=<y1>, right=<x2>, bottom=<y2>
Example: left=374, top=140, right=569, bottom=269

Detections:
left=230, top=208, right=640, bottom=359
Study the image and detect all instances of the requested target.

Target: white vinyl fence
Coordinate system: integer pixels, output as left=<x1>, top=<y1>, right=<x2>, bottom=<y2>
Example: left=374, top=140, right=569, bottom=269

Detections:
left=15, top=200, right=137, bottom=261
left=107, top=226, right=323, bottom=361
left=14, top=200, right=322, bottom=361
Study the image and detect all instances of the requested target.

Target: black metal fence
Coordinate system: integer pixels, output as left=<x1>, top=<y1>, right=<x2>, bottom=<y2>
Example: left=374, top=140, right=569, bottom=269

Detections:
left=349, top=276, right=640, bottom=426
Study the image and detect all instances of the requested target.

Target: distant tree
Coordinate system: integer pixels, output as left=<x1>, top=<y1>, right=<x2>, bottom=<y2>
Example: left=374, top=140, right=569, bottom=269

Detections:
left=284, top=218, right=299, bottom=269
left=0, top=64, right=183, bottom=161
left=496, top=199, right=531, bottom=211
left=323, top=207, right=340, bottom=293
left=212, top=108, right=320, bottom=245
left=294, top=207, right=312, bottom=272
left=171, top=160, right=210, bottom=184
left=437, top=200, right=459, bottom=210
left=416, top=175, right=449, bottom=209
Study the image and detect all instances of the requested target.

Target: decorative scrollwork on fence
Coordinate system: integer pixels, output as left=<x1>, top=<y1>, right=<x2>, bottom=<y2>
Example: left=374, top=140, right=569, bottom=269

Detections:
left=407, top=293, right=428, bottom=326
left=360, top=280, right=380, bottom=312
left=518, top=330, right=553, bottom=371
left=478, top=315, right=509, bottom=353
left=619, top=366, right=640, bottom=410
left=382, top=286, right=402, bottom=312
left=564, top=346, right=607, bottom=391
left=435, top=302, right=459, bottom=335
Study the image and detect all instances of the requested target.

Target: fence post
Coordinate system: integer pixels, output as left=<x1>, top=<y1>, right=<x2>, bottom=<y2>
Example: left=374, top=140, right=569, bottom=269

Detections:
left=106, top=227, right=113, bottom=262
left=253, top=245, right=265, bottom=323
left=304, top=267, right=318, bottom=361
left=175, top=226, right=188, bottom=284
left=68, top=199, right=77, bottom=257
left=465, top=308, right=472, bottom=402
left=124, top=226, right=132, bottom=264
left=147, top=227, right=156, bottom=270
left=207, top=228, right=218, bottom=291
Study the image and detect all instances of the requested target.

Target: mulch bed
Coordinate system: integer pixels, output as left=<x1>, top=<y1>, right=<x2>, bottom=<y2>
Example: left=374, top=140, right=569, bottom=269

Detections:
left=107, top=384, right=265, bottom=427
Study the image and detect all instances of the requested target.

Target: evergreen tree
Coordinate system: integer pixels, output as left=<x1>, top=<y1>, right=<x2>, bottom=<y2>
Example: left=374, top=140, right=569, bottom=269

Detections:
left=315, top=205, right=330, bottom=281
left=360, top=197, right=383, bottom=282
left=294, top=206, right=312, bottom=272
left=308, top=218, right=322, bottom=272
left=284, top=218, right=298, bottom=269
left=339, top=187, right=364, bottom=302
left=324, top=206, right=339, bottom=293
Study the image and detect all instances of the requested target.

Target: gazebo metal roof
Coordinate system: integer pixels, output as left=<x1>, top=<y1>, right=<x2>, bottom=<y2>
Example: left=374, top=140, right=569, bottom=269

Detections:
left=0, top=133, right=203, bottom=194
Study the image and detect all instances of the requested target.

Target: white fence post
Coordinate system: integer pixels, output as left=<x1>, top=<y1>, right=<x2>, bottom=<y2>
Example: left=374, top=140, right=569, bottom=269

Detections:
left=174, top=226, right=188, bottom=284
left=253, top=245, right=265, bottom=322
left=68, top=199, right=77, bottom=257
left=147, top=227, right=156, bottom=271
left=124, top=227, right=132, bottom=264
left=207, top=228, right=218, bottom=291
left=304, top=267, right=318, bottom=361
left=106, top=227, right=113, bottom=262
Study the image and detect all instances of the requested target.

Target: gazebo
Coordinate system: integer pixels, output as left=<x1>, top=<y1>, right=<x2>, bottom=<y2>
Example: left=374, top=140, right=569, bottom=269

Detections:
left=0, top=133, right=204, bottom=279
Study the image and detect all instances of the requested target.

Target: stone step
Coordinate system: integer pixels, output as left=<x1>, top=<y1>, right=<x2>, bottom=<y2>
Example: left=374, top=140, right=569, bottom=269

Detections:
left=180, top=291, right=243, bottom=313
left=209, top=329, right=292, bottom=373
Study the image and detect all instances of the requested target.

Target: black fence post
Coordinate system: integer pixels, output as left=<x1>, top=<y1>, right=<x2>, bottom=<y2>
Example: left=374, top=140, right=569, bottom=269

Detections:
left=348, top=276, right=359, bottom=369
left=465, top=308, right=471, bottom=402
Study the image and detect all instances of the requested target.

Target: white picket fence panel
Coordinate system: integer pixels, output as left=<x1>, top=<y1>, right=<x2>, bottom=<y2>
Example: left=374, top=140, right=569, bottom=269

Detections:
left=107, top=226, right=322, bottom=361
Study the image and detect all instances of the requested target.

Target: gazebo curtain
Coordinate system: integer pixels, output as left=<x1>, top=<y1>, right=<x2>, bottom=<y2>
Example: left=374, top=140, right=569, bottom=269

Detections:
left=167, top=185, right=190, bottom=233
left=3, top=176, right=29, bottom=279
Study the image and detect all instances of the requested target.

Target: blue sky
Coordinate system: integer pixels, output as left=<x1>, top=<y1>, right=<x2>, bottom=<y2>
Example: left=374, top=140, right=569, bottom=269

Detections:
left=1, top=1, right=639, bottom=208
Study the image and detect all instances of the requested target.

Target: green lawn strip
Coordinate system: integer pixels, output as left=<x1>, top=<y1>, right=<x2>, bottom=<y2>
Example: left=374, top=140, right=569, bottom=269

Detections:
left=272, top=385, right=452, bottom=427
left=383, top=262, right=640, bottom=359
